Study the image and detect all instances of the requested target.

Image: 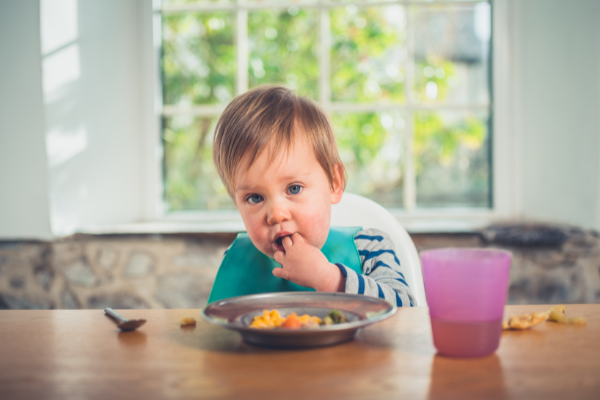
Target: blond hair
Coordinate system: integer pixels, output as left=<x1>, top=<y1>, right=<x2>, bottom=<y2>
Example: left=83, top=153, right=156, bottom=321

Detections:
left=213, top=85, right=346, bottom=198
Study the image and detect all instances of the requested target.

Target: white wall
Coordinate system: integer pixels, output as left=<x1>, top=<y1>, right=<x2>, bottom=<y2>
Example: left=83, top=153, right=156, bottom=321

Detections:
left=514, top=0, right=600, bottom=229
left=0, top=1, right=53, bottom=240
left=40, top=0, right=143, bottom=235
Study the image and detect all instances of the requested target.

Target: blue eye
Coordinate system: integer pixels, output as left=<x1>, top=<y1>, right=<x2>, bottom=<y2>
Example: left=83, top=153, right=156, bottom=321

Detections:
left=247, top=194, right=264, bottom=204
left=288, top=185, right=302, bottom=195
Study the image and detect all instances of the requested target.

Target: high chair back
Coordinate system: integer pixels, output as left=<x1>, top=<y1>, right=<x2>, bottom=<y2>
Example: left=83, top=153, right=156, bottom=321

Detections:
left=331, top=193, right=427, bottom=306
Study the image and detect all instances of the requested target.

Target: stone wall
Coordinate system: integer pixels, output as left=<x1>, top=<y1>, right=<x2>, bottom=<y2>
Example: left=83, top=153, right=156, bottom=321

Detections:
left=1, top=224, right=599, bottom=309
left=0, top=234, right=232, bottom=310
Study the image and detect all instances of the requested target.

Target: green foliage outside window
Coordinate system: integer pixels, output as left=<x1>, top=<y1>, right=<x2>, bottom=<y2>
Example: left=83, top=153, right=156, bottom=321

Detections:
left=161, top=3, right=491, bottom=212
left=248, top=8, right=319, bottom=98
left=331, top=6, right=406, bottom=103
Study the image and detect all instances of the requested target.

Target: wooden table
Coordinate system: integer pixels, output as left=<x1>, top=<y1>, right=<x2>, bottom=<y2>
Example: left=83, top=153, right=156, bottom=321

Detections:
left=0, top=305, right=598, bottom=399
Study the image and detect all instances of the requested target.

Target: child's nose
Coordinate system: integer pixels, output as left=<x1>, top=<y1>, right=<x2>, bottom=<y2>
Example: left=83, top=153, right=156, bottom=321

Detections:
left=266, top=203, right=291, bottom=225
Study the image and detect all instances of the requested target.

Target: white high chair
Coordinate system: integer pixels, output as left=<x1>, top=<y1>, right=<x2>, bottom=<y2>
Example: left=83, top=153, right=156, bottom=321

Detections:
left=331, top=193, right=427, bottom=306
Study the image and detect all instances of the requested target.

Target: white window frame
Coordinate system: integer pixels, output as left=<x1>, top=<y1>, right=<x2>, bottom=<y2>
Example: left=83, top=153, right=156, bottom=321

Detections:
left=138, top=0, right=518, bottom=233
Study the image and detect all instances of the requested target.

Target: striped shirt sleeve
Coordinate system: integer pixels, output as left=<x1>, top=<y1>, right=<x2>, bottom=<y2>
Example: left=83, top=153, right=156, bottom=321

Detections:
left=336, top=228, right=415, bottom=307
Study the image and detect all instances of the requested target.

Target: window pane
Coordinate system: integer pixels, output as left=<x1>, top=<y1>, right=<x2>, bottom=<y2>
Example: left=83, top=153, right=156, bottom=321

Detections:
left=162, top=12, right=235, bottom=106
left=411, top=0, right=483, bottom=3
left=333, top=111, right=405, bottom=208
left=414, top=110, right=490, bottom=208
left=247, top=0, right=318, bottom=4
left=158, top=1, right=494, bottom=214
left=411, top=3, right=491, bottom=104
left=163, top=116, right=235, bottom=211
left=331, top=5, right=407, bottom=103
left=162, top=0, right=318, bottom=4
left=248, top=8, right=319, bottom=99
left=326, top=0, right=394, bottom=3
left=162, top=0, right=233, bottom=5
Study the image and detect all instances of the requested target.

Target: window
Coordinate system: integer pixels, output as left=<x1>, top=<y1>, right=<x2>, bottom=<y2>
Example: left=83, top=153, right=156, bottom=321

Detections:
left=158, top=0, right=492, bottom=215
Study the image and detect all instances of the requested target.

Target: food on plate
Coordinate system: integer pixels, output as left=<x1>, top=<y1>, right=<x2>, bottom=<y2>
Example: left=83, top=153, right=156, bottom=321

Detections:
left=282, top=313, right=322, bottom=329
left=281, top=313, right=302, bottom=329
left=249, top=309, right=349, bottom=330
left=249, top=309, right=286, bottom=329
left=503, top=305, right=587, bottom=330
left=323, top=310, right=348, bottom=325
left=180, top=317, right=197, bottom=327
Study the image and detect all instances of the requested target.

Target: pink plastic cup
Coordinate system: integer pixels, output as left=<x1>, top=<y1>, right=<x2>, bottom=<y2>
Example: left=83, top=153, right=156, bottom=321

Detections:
left=421, top=248, right=512, bottom=358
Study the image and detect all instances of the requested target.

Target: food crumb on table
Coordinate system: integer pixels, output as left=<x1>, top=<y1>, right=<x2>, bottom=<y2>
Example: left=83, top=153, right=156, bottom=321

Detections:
left=503, top=305, right=587, bottom=330
left=180, top=317, right=196, bottom=327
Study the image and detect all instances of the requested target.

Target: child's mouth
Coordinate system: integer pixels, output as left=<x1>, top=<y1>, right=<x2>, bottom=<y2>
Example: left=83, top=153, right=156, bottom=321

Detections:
left=274, top=235, right=291, bottom=252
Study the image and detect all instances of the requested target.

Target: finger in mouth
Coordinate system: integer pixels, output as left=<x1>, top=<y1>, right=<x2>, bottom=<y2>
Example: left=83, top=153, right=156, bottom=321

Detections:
left=275, top=235, right=290, bottom=247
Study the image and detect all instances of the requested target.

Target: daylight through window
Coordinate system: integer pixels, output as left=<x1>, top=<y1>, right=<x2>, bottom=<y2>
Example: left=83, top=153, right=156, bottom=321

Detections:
left=159, top=0, right=492, bottom=213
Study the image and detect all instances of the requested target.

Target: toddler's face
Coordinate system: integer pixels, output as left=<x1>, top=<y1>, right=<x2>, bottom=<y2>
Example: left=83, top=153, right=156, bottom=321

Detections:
left=233, top=133, right=343, bottom=259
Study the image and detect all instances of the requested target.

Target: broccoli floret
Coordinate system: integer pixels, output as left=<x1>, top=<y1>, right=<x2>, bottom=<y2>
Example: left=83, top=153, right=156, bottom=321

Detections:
left=326, top=310, right=347, bottom=324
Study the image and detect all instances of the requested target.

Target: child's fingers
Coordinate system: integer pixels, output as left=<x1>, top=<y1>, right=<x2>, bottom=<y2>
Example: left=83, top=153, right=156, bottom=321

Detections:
left=273, top=250, right=285, bottom=264
left=272, top=267, right=288, bottom=279
left=281, top=236, right=293, bottom=250
left=291, top=232, right=304, bottom=244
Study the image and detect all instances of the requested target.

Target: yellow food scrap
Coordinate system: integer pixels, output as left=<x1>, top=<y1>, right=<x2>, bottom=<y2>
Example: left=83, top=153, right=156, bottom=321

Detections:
left=567, top=316, right=587, bottom=325
left=546, top=305, right=587, bottom=325
left=180, top=317, right=196, bottom=327
left=547, top=304, right=565, bottom=314
left=250, top=309, right=286, bottom=329
left=504, top=305, right=588, bottom=330
left=503, top=312, right=547, bottom=330
left=547, top=305, right=568, bottom=323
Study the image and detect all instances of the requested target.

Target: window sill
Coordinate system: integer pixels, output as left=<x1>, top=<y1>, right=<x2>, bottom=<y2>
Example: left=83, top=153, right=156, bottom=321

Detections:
left=80, top=209, right=498, bottom=236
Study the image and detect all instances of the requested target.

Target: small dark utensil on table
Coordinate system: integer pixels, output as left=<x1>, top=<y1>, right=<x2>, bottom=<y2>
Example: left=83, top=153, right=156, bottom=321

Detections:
left=104, top=308, right=146, bottom=331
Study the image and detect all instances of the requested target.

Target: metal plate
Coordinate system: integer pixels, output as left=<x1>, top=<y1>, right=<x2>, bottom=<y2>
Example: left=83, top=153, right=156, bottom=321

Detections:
left=200, top=292, right=397, bottom=348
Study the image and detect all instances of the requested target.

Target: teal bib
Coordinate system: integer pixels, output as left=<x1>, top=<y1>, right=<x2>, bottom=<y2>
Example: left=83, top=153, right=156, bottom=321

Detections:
left=207, top=226, right=363, bottom=304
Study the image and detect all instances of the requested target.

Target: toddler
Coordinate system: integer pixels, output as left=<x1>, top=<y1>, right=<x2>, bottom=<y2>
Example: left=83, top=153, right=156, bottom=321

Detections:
left=208, top=85, right=415, bottom=307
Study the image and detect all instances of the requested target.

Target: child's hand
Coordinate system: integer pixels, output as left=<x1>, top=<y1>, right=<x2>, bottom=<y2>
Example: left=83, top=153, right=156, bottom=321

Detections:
left=272, top=233, right=345, bottom=292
